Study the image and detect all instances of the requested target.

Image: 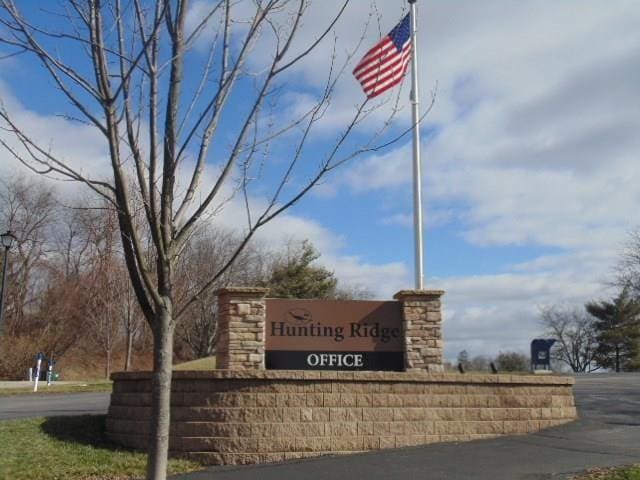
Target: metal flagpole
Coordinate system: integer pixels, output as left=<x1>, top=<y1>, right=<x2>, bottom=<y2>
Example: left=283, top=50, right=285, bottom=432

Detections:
left=408, top=0, right=424, bottom=290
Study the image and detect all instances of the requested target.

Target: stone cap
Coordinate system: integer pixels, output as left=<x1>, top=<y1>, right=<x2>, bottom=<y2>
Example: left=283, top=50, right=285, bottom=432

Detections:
left=394, top=289, right=445, bottom=300
left=112, top=369, right=574, bottom=385
left=216, top=287, right=269, bottom=297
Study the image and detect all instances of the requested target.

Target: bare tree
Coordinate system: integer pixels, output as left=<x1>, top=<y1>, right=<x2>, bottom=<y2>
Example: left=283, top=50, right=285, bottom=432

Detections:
left=0, top=177, right=94, bottom=378
left=616, top=228, right=640, bottom=295
left=0, top=2, right=422, bottom=478
left=175, top=228, right=266, bottom=359
left=0, top=176, right=58, bottom=333
left=539, top=306, right=599, bottom=373
left=494, top=351, right=529, bottom=372
left=85, top=266, right=124, bottom=379
left=81, top=204, right=126, bottom=378
left=121, top=274, right=145, bottom=372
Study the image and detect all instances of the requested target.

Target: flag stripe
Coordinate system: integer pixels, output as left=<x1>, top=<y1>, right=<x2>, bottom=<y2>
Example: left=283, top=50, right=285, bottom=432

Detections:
left=360, top=50, right=411, bottom=96
left=357, top=44, right=411, bottom=87
left=363, top=63, right=410, bottom=97
left=354, top=40, right=411, bottom=82
left=368, top=76, right=406, bottom=98
left=364, top=53, right=411, bottom=91
left=352, top=39, right=395, bottom=76
left=364, top=61, right=410, bottom=98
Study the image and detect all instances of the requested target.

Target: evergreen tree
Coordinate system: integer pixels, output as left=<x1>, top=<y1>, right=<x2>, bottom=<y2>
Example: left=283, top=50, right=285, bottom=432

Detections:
left=586, top=288, right=640, bottom=372
left=264, top=241, right=338, bottom=299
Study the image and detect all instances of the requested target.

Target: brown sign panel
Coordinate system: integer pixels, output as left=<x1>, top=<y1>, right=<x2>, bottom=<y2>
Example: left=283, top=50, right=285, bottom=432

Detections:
left=265, top=299, right=403, bottom=371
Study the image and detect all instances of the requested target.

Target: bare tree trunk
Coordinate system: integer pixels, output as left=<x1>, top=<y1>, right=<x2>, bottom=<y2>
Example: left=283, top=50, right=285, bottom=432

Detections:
left=124, top=328, right=133, bottom=372
left=147, top=307, right=174, bottom=480
left=123, top=279, right=140, bottom=372
left=105, top=348, right=111, bottom=379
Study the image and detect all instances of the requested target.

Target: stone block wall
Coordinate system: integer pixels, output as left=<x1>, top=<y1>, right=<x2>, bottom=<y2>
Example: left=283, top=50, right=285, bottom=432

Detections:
left=215, top=288, right=268, bottom=370
left=107, top=370, right=576, bottom=465
left=394, top=290, right=444, bottom=372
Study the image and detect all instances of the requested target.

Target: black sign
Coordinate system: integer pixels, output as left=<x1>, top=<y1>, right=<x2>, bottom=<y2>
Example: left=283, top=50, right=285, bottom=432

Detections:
left=266, top=350, right=404, bottom=371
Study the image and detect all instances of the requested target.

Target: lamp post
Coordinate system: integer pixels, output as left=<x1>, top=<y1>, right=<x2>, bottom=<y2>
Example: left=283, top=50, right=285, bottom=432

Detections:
left=0, top=230, right=16, bottom=333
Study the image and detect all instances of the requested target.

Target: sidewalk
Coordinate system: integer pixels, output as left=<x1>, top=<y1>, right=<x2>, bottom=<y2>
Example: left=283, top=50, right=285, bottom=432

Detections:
left=0, top=381, right=88, bottom=389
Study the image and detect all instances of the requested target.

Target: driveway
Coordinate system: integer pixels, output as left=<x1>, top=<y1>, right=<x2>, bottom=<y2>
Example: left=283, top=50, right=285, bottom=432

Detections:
left=172, top=374, right=640, bottom=480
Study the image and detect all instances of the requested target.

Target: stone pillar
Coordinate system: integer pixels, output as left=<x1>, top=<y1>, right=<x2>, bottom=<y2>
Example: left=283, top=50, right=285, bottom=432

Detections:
left=394, top=290, right=445, bottom=373
left=215, top=287, right=269, bottom=370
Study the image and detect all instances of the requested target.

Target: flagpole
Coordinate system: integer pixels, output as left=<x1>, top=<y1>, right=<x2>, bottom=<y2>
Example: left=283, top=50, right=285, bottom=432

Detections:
left=408, top=0, right=424, bottom=290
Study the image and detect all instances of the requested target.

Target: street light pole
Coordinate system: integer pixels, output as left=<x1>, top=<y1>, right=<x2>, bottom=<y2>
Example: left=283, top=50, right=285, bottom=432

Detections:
left=0, top=230, right=16, bottom=333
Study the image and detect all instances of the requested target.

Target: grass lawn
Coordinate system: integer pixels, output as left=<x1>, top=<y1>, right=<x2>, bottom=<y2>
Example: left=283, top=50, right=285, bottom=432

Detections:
left=573, top=466, right=640, bottom=479
left=0, top=415, right=202, bottom=480
left=2, top=357, right=218, bottom=395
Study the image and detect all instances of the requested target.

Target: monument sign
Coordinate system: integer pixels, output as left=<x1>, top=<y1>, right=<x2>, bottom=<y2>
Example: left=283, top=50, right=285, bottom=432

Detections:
left=265, top=298, right=403, bottom=371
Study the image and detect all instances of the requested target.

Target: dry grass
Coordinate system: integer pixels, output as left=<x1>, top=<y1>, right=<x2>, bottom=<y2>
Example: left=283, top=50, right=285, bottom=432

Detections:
left=572, top=466, right=640, bottom=479
left=173, top=356, right=216, bottom=371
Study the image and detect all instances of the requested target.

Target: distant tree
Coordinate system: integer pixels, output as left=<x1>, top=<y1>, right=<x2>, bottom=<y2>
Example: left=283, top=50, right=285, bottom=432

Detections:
left=586, top=288, right=640, bottom=372
left=0, top=176, right=58, bottom=334
left=539, top=306, right=599, bottom=372
left=264, top=240, right=338, bottom=299
left=494, top=351, right=529, bottom=372
left=469, top=355, right=490, bottom=372
left=82, top=204, right=128, bottom=379
left=442, top=360, right=456, bottom=372
left=0, top=177, right=75, bottom=378
left=455, top=350, right=492, bottom=372
left=616, top=229, right=640, bottom=297
left=333, top=284, right=374, bottom=300
left=174, top=229, right=266, bottom=360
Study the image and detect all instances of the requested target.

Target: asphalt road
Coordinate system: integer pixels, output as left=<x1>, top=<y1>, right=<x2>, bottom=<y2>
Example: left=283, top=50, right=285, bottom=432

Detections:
left=0, top=392, right=110, bottom=420
left=172, top=374, right=640, bottom=480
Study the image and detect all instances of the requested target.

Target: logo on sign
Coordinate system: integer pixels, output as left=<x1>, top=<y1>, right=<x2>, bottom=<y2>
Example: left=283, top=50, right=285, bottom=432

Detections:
left=284, top=308, right=312, bottom=325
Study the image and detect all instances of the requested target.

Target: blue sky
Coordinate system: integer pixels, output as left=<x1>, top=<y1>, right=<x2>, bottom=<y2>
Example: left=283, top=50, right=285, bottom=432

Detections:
left=1, top=1, right=639, bottom=361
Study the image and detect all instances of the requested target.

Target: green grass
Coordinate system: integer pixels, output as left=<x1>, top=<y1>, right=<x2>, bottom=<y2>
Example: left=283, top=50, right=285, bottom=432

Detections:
left=574, top=466, right=640, bottom=479
left=0, top=381, right=113, bottom=396
left=0, top=416, right=202, bottom=480
left=173, top=356, right=216, bottom=371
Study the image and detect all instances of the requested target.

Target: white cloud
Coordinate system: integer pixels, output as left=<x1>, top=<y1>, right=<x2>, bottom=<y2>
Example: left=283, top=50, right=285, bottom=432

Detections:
left=381, top=213, right=412, bottom=228
left=342, top=144, right=411, bottom=192
left=439, top=268, right=611, bottom=362
left=0, top=82, right=113, bottom=195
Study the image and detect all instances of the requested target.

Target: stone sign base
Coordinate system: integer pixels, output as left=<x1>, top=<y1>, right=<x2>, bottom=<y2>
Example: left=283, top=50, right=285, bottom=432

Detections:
left=107, top=370, right=576, bottom=465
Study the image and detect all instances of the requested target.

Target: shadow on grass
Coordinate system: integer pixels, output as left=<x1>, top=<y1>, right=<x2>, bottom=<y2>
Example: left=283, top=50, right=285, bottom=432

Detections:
left=40, top=415, right=121, bottom=450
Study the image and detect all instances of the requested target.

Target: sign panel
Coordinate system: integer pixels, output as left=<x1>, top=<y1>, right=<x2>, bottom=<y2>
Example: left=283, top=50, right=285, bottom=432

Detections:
left=265, top=299, right=403, bottom=371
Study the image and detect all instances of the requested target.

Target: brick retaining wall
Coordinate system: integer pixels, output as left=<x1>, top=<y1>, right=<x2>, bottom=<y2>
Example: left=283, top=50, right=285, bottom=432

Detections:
left=107, top=370, right=576, bottom=465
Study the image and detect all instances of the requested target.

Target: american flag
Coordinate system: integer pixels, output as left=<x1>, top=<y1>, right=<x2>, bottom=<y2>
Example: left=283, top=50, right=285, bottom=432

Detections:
left=353, top=13, right=412, bottom=98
